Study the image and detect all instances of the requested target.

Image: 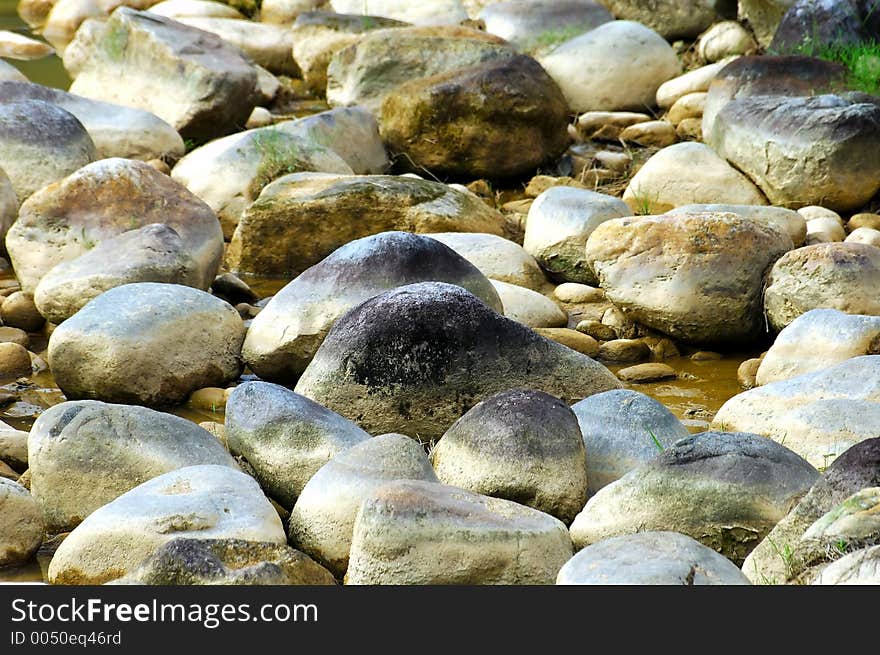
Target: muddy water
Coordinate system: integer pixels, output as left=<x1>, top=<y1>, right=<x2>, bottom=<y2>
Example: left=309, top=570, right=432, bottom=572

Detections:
left=1, top=0, right=70, bottom=89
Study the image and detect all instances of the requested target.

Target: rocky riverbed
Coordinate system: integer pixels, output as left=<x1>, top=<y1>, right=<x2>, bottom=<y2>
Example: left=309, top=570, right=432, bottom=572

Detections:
left=2, top=0, right=880, bottom=586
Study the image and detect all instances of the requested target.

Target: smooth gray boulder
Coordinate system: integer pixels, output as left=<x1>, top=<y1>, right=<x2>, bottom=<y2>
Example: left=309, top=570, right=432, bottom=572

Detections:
left=479, top=0, right=613, bottom=52
left=557, top=531, right=751, bottom=585
left=224, top=381, right=371, bottom=509
left=571, top=389, right=691, bottom=496
left=431, top=389, right=587, bottom=524
left=295, top=282, right=621, bottom=441
left=0, top=478, right=44, bottom=567
left=28, top=400, right=237, bottom=532
left=34, top=224, right=203, bottom=324
left=288, top=434, right=438, bottom=577
left=569, top=431, right=819, bottom=564
left=48, top=283, right=245, bottom=407
left=813, top=544, right=880, bottom=584
left=0, top=99, right=95, bottom=203
left=48, top=465, right=285, bottom=584
left=242, top=231, right=502, bottom=382
left=346, top=479, right=573, bottom=584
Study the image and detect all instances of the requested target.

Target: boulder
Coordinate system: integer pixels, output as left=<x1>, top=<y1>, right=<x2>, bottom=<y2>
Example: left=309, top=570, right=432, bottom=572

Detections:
left=0, top=423, right=28, bottom=471
left=426, top=232, right=549, bottom=291
left=114, top=538, right=335, bottom=585
left=738, top=0, right=798, bottom=47
left=478, top=0, right=613, bottom=52
left=763, top=243, right=880, bottom=331
left=7, top=158, right=223, bottom=294
left=524, top=187, right=631, bottom=284
left=346, top=479, right=573, bottom=584
left=813, top=544, right=880, bottom=584
left=569, top=431, right=819, bottom=564
left=490, top=280, right=567, bottom=328
left=288, top=434, right=438, bottom=577
left=0, top=80, right=184, bottom=162
left=242, top=231, right=502, bottom=382
left=48, top=283, right=245, bottom=407
left=584, top=212, right=792, bottom=345
left=598, top=0, right=735, bottom=39
left=666, top=203, right=805, bottom=246
left=328, top=0, right=468, bottom=25
left=295, top=282, right=621, bottom=441
left=538, top=20, right=680, bottom=113
left=223, top=381, right=372, bottom=509
left=0, top=293, right=43, bottom=332
left=431, top=389, right=587, bottom=524
left=226, top=173, right=508, bottom=278
left=0, top=478, right=44, bottom=566
left=0, top=99, right=95, bottom=204
left=622, top=143, right=767, bottom=214
left=67, top=7, right=259, bottom=140
left=0, top=168, right=15, bottom=249
left=756, top=309, right=880, bottom=385
left=707, top=94, right=880, bottom=212
left=571, top=389, right=690, bottom=495
left=771, top=0, right=880, bottom=54
left=28, top=400, right=237, bottom=532
left=557, top=531, right=751, bottom=584
left=47, top=465, right=285, bottom=584
left=713, top=356, right=880, bottom=468
left=379, top=54, right=569, bottom=179
left=326, top=26, right=511, bottom=113
left=33, top=224, right=203, bottom=324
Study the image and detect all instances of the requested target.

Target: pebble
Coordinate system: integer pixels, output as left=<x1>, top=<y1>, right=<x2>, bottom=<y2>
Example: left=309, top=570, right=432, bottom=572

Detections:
left=576, top=110, right=652, bottom=140
left=576, top=319, right=617, bottom=341
left=188, top=387, right=227, bottom=413
left=848, top=213, right=880, bottom=232
left=690, top=350, right=723, bottom=361
left=845, top=227, right=880, bottom=247
left=553, top=283, right=604, bottom=303
left=0, top=292, right=45, bottom=333
left=0, top=326, right=29, bottom=348
left=601, top=307, right=638, bottom=339
left=0, top=343, right=33, bottom=378
left=598, top=338, right=652, bottom=363
left=618, top=120, right=678, bottom=147
left=616, top=362, right=676, bottom=382
left=534, top=328, right=599, bottom=357
left=675, top=117, right=703, bottom=140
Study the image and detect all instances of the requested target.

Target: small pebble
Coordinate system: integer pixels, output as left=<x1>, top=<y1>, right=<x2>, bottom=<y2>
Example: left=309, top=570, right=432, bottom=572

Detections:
left=188, top=387, right=227, bottom=413
left=0, top=460, right=17, bottom=480
left=737, top=358, right=762, bottom=389
left=554, top=283, right=604, bottom=304
left=145, top=159, right=171, bottom=175
left=245, top=106, right=273, bottom=129
left=690, top=350, right=723, bottom=361
left=643, top=337, right=680, bottom=360
left=199, top=421, right=227, bottom=447
left=848, top=213, right=880, bottom=232
left=576, top=319, right=617, bottom=341
left=798, top=206, right=843, bottom=225
left=534, top=328, right=599, bottom=357
left=617, top=363, right=677, bottom=382
left=601, top=306, right=638, bottom=339
left=211, top=272, right=258, bottom=305
left=0, top=342, right=33, bottom=378
left=0, top=326, right=29, bottom=348
left=0, top=292, right=45, bottom=332
left=619, top=120, right=678, bottom=147
left=598, top=339, right=651, bottom=363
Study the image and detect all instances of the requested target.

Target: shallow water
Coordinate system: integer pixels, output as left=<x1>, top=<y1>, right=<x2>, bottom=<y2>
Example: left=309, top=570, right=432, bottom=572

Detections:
left=1, top=0, right=70, bottom=89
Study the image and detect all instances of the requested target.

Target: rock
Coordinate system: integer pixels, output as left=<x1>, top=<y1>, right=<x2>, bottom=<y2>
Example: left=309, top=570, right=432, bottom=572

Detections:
left=67, top=7, right=259, bottom=140
left=617, top=363, right=677, bottom=382
left=491, top=280, right=566, bottom=328
left=223, top=380, right=372, bottom=512
left=557, top=531, right=751, bottom=584
left=288, top=434, right=438, bottom=577
left=188, top=387, right=226, bottom=412
left=758, top=309, right=880, bottom=386
left=148, top=0, right=246, bottom=19
left=738, top=0, right=798, bottom=47
left=329, top=0, right=468, bottom=25
left=0, top=478, right=44, bottom=567
left=806, top=216, right=847, bottom=244
left=114, top=538, right=335, bottom=585
left=260, top=0, right=321, bottom=23
left=846, top=227, right=880, bottom=247
left=691, top=350, right=723, bottom=361
left=597, top=0, right=735, bottom=39
left=290, top=11, right=405, bottom=94
left=601, top=306, right=638, bottom=339
left=572, top=389, right=690, bottom=495
left=0, top=292, right=45, bottom=332
left=524, top=187, right=631, bottom=284
left=849, top=212, right=880, bottom=231
left=597, top=339, right=651, bottom=363
left=7, top=158, right=223, bottom=294
left=478, top=0, right=613, bottom=52
left=244, top=107, right=272, bottom=129
left=171, top=107, right=387, bottom=238
left=0, top=343, right=33, bottom=378
left=738, top=357, right=762, bottom=389
left=0, top=60, right=26, bottom=82
left=16, top=0, right=54, bottom=29
left=226, top=173, right=507, bottom=278
left=667, top=92, right=707, bottom=126
left=799, top=205, right=844, bottom=224
left=538, top=20, right=681, bottom=113
left=675, top=117, right=703, bottom=140
left=426, top=232, right=548, bottom=291
left=0, top=99, right=95, bottom=204
left=743, top=437, right=880, bottom=584
left=211, top=273, right=257, bottom=306
left=48, top=283, right=245, bottom=407
left=0, top=80, right=184, bottom=162
left=33, top=224, right=203, bottom=324
left=714, top=355, right=880, bottom=468
left=533, top=329, right=599, bottom=357
left=656, top=59, right=736, bottom=109
left=28, top=400, right=237, bottom=532
left=326, top=26, right=511, bottom=113
left=697, top=20, right=757, bottom=63
left=585, top=212, right=792, bottom=344
left=813, top=544, right=880, bottom=584
left=48, top=465, right=286, bottom=584
left=575, top=110, right=652, bottom=140
left=0, top=29, right=55, bottom=59
left=295, top=282, right=621, bottom=441
left=431, top=389, right=586, bottom=523
left=554, top=283, right=603, bottom=303
left=702, top=55, right=848, bottom=139
left=0, top=168, right=15, bottom=244
left=618, top=120, right=678, bottom=147
left=708, top=94, right=880, bottom=212
left=346, top=479, right=572, bottom=584
left=622, top=143, right=767, bottom=214
left=0, top=424, right=29, bottom=470
left=666, top=203, right=806, bottom=246
left=42, top=0, right=107, bottom=50
left=569, top=431, right=819, bottom=563
left=379, top=54, right=569, bottom=179
left=770, top=0, right=880, bottom=55
left=763, top=243, right=880, bottom=331
left=576, top=319, right=616, bottom=341
left=243, top=232, right=502, bottom=382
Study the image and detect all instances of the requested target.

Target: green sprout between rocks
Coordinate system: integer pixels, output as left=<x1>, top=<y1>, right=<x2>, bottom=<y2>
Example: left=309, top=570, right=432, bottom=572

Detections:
left=645, top=426, right=665, bottom=452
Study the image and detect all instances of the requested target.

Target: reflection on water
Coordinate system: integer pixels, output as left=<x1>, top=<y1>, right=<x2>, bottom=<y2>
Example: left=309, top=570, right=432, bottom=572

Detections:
left=1, top=0, right=71, bottom=89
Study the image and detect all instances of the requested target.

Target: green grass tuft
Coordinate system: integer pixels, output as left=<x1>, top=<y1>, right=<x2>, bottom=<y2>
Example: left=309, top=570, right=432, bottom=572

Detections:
left=784, top=38, right=880, bottom=96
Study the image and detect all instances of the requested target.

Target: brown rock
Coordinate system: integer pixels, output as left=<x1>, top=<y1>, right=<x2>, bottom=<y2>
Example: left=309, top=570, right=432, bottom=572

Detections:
left=598, top=339, right=651, bottom=363
left=737, top=357, right=762, bottom=389
left=617, top=362, right=677, bottom=382
left=0, top=292, right=44, bottom=332
left=0, top=326, right=29, bottom=348
left=533, top=328, right=599, bottom=357
left=0, top=343, right=32, bottom=378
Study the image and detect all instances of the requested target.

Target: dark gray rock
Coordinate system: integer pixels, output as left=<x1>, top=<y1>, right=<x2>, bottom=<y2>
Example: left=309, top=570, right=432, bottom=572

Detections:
left=295, top=282, right=621, bottom=441
left=771, top=0, right=880, bottom=54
